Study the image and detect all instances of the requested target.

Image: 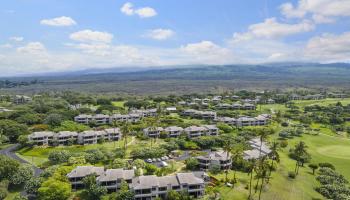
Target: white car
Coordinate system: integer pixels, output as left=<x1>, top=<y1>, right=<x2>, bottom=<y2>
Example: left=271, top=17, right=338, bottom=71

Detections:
left=146, top=159, right=152, bottom=163
left=160, top=161, right=168, bottom=167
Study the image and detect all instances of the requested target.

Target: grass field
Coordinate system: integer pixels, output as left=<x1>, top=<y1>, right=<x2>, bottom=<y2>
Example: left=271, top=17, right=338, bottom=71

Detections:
left=260, top=98, right=350, bottom=113
left=17, top=139, right=127, bottom=166
left=293, top=98, right=350, bottom=108
left=112, top=101, right=126, bottom=108
left=16, top=137, right=169, bottom=166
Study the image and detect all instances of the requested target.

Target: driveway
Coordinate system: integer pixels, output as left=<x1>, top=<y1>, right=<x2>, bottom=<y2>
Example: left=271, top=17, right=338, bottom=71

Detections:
left=0, top=144, right=43, bottom=176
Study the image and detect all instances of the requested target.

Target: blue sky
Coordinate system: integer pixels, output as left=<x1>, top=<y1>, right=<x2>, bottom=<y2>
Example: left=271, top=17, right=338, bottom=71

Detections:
left=0, top=0, right=350, bottom=76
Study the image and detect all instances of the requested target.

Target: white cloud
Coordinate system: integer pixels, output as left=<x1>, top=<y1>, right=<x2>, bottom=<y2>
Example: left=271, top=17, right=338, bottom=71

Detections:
left=0, top=44, right=13, bottom=48
left=40, top=16, right=77, bottom=26
left=231, top=18, right=314, bottom=42
left=135, top=7, right=157, bottom=18
left=280, top=0, right=350, bottom=23
left=66, top=43, right=112, bottom=56
left=181, top=41, right=234, bottom=64
left=312, top=14, right=335, bottom=24
left=120, top=2, right=134, bottom=15
left=144, top=29, right=175, bottom=40
left=120, top=2, right=157, bottom=18
left=17, top=42, right=46, bottom=54
left=305, top=32, right=350, bottom=62
left=9, top=36, right=24, bottom=42
left=70, top=30, right=114, bottom=43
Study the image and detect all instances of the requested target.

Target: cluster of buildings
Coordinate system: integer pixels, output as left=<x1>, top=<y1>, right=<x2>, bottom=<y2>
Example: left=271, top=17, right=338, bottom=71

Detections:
left=216, top=103, right=256, bottom=110
left=143, top=125, right=219, bottom=138
left=67, top=166, right=207, bottom=199
left=74, top=109, right=157, bottom=125
left=12, top=95, right=32, bottom=104
left=181, top=109, right=217, bottom=120
left=28, top=128, right=122, bottom=146
left=243, top=138, right=272, bottom=160
left=215, top=114, right=271, bottom=127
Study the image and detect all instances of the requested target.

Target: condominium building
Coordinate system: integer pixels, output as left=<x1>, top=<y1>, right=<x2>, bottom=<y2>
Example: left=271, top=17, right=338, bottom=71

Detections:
left=184, top=125, right=218, bottom=138
left=28, top=128, right=122, bottom=146
left=143, top=127, right=164, bottom=138
left=202, top=125, right=219, bottom=136
left=182, top=109, right=217, bottom=120
left=243, top=138, right=272, bottom=160
left=131, top=173, right=205, bottom=200
left=130, top=109, right=158, bottom=117
left=67, top=167, right=206, bottom=199
left=184, top=126, right=207, bottom=138
left=56, top=131, right=78, bottom=145
left=78, top=130, right=99, bottom=145
left=104, top=128, right=122, bottom=141
left=96, top=169, right=135, bottom=192
left=67, top=166, right=105, bottom=189
left=74, top=114, right=93, bottom=124
left=196, top=150, right=232, bottom=170
left=216, top=114, right=270, bottom=127
left=28, top=131, right=54, bottom=146
left=163, top=126, right=184, bottom=138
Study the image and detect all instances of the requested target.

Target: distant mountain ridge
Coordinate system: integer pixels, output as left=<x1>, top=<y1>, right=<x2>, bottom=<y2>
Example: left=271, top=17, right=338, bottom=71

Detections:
left=2, top=63, right=350, bottom=95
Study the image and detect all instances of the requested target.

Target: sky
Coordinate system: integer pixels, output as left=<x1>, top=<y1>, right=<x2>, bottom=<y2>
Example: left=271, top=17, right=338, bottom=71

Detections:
left=0, top=0, right=350, bottom=76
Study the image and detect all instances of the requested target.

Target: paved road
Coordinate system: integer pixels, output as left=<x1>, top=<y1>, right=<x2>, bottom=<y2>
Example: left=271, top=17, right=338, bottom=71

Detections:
left=0, top=144, right=43, bottom=176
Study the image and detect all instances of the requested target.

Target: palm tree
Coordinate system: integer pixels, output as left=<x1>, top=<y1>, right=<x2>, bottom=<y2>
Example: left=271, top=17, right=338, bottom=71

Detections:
left=230, top=144, right=244, bottom=187
left=257, top=128, right=270, bottom=157
left=121, top=122, right=130, bottom=154
left=293, top=141, right=308, bottom=175
left=257, top=159, right=269, bottom=200
left=267, top=141, right=280, bottom=182
left=222, top=139, right=234, bottom=184
left=112, top=119, right=118, bottom=148
left=248, top=159, right=257, bottom=199
left=147, top=118, right=158, bottom=147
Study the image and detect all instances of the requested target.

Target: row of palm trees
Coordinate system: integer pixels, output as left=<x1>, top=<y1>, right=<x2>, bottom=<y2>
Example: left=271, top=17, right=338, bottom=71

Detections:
left=222, top=133, right=280, bottom=200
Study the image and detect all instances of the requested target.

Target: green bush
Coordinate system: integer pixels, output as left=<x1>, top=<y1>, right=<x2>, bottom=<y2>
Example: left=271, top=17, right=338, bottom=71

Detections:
left=318, top=163, right=335, bottom=170
left=288, top=171, right=296, bottom=179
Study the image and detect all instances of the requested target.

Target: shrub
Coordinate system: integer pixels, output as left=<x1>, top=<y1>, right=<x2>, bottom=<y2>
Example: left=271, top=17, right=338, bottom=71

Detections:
left=48, top=150, right=71, bottom=164
left=209, top=164, right=221, bottom=175
left=185, top=158, right=199, bottom=170
left=281, top=122, right=289, bottom=127
left=0, top=187, right=8, bottom=200
left=318, top=163, right=335, bottom=170
left=288, top=171, right=296, bottom=179
left=280, top=140, right=288, bottom=148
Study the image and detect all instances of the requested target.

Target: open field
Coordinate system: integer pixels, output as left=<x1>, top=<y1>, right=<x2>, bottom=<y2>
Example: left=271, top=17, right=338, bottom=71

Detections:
left=293, top=98, right=350, bottom=107
left=112, top=101, right=126, bottom=108
left=16, top=137, right=169, bottom=166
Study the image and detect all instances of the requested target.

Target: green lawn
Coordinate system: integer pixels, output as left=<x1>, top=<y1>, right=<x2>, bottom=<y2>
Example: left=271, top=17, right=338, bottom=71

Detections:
left=213, top=144, right=324, bottom=200
left=292, top=98, right=350, bottom=107
left=16, top=137, right=169, bottom=166
left=112, top=101, right=126, bottom=108
left=288, top=134, right=350, bottom=180
left=17, top=139, right=127, bottom=166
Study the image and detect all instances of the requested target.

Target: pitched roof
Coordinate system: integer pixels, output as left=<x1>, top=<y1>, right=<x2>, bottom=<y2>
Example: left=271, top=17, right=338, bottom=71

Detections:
left=176, top=173, right=204, bottom=185
left=30, top=131, right=54, bottom=138
left=96, top=169, right=134, bottom=182
left=67, top=166, right=104, bottom=178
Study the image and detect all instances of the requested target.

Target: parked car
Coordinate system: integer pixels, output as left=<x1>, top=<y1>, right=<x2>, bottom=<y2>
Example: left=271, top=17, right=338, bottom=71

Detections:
left=146, top=158, right=152, bottom=163
left=160, top=161, right=168, bottom=167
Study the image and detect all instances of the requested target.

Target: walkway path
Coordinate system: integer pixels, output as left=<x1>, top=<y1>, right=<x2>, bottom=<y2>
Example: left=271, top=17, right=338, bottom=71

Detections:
left=0, top=144, right=43, bottom=176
